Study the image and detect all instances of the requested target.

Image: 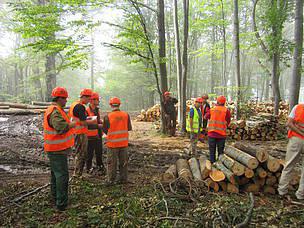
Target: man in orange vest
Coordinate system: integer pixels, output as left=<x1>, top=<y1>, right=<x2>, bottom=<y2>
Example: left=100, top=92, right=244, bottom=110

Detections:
left=103, top=97, right=132, bottom=185
left=44, top=87, right=76, bottom=211
left=69, top=88, right=97, bottom=177
left=278, top=104, right=304, bottom=200
left=86, top=92, right=105, bottom=174
left=205, top=95, right=231, bottom=163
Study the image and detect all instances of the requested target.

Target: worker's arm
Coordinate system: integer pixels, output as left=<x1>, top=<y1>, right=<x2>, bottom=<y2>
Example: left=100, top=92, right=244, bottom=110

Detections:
left=203, top=106, right=210, bottom=119
left=287, top=118, right=304, bottom=136
left=102, top=115, right=110, bottom=134
left=73, top=104, right=88, bottom=126
left=189, top=108, right=194, bottom=131
left=49, top=109, right=74, bottom=134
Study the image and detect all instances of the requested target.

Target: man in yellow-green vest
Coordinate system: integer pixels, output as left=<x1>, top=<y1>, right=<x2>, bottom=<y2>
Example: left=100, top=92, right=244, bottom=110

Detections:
left=186, top=97, right=203, bottom=155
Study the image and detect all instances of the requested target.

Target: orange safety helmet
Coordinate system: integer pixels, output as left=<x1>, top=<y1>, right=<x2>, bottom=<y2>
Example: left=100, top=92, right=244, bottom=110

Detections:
left=51, top=87, right=68, bottom=98
left=90, top=92, right=100, bottom=101
left=217, top=95, right=226, bottom=104
left=164, top=91, right=171, bottom=96
left=195, top=97, right=203, bottom=103
left=80, top=88, right=93, bottom=97
left=109, top=97, right=121, bottom=106
left=202, top=94, right=209, bottom=99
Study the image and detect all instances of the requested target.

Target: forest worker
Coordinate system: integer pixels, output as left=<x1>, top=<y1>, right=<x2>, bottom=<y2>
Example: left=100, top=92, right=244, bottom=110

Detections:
left=162, top=91, right=178, bottom=136
left=278, top=104, right=304, bottom=200
left=43, top=87, right=76, bottom=211
left=186, top=97, right=203, bottom=155
left=205, top=95, right=231, bottom=163
left=201, top=94, right=211, bottom=136
left=69, top=88, right=96, bottom=177
left=103, top=97, right=132, bottom=185
left=86, top=92, right=105, bottom=174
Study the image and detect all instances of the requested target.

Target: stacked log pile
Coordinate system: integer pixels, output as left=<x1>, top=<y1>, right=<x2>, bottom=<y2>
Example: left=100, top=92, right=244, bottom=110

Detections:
left=136, top=104, right=161, bottom=122
left=0, top=102, right=50, bottom=115
left=247, top=101, right=289, bottom=120
left=162, top=143, right=299, bottom=194
left=227, top=113, right=286, bottom=141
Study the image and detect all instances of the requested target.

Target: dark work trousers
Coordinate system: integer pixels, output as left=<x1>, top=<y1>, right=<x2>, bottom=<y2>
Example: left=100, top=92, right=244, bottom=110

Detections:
left=165, top=113, right=177, bottom=136
left=208, top=137, right=226, bottom=163
left=86, top=138, right=103, bottom=171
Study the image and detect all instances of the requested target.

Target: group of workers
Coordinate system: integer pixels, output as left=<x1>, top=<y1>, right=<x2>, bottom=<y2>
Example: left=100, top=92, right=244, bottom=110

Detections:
left=43, top=87, right=132, bottom=211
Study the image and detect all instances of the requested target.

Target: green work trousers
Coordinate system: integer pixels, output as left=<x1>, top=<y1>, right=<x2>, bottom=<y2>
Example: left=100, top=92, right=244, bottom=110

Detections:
left=48, top=151, right=69, bottom=210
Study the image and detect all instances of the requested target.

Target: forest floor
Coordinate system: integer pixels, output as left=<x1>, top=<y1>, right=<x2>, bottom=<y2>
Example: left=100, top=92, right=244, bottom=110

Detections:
left=0, top=115, right=304, bottom=227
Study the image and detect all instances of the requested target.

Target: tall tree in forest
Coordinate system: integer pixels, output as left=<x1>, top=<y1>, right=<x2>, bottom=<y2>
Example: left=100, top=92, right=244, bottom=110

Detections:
left=173, top=0, right=182, bottom=127
left=289, top=0, right=303, bottom=109
left=233, top=0, right=241, bottom=119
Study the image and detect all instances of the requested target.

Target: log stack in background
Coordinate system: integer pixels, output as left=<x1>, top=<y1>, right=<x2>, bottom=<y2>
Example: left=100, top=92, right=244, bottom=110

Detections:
left=162, top=142, right=300, bottom=194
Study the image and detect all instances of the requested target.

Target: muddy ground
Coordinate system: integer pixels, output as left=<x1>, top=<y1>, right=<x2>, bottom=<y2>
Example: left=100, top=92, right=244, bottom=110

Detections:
left=0, top=115, right=303, bottom=227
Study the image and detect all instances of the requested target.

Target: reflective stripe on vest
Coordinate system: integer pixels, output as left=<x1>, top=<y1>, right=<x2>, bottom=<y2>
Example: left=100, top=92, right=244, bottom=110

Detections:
left=44, top=104, right=74, bottom=152
left=106, top=111, right=129, bottom=148
left=186, top=106, right=202, bottom=133
left=86, top=106, right=99, bottom=137
left=288, top=104, right=304, bottom=140
left=207, top=105, right=227, bottom=136
left=68, top=101, right=88, bottom=135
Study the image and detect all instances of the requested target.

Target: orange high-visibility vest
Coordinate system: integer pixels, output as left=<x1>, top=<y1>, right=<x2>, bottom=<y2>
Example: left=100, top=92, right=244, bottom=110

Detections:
left=208, top=105, right=227, bottom=136
left=288, top=104, right=304, bottom=140
left=86, top=106, right=99, bottom=137
left=68, top=101, right=88, bottom=135
left=106, top=111, right=129, bottom=148
left=44, top=104, right=74, bottom=152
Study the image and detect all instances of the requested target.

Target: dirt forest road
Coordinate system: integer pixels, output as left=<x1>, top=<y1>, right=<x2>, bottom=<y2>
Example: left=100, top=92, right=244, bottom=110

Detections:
left=1, top=115, right=303, bottom=227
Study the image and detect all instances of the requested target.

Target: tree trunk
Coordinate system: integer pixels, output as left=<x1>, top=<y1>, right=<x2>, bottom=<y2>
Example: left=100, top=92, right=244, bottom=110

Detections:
left=220, top=0, right=227, bottom=96
left=233, top=0, right=241, bottom=119
left=234, top=142, right=269, bottom=163
left=45, top=53, right=56, bottom=102
left=173, top=0, right=182, bottom=127
left=289, top=0, right=303, bottom=109
left=210, top=26, right=216, bottom=94
left=224, top=146, right=259, bottom=169
left=90, top=31, right=95, bottom=90
left=181, top=0, right=189, bottom=131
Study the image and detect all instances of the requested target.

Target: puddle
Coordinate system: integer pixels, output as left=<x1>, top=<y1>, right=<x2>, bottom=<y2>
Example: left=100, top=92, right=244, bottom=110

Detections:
left=0, top=117, right=9, bottom=122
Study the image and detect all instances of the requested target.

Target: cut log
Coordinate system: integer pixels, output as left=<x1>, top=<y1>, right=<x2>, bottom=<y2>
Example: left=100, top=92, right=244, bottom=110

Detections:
left=253, top=177, right=266, bottom=187
left=265, top=155, right=280, bottom=172
left=275, top=172, right=281, bottom=179
left=199, top=155, right=212, bottom=180
left=219, top=154, right=245, bottom=176
left=290, top=170, right=301, bottom=186
left=266, top=175, right=277, bottom=185
left=188, top=158, right=202, bottom=181
left=31, top=101, right=52, bottom=106
left=209, top=167, right=225, bottom=182
left=205, top=178, right=219, bottom=192
left=243, top=183, right=260, bottom=193
left=162, top=165, right=177, bottom=183
left=0, top=109, right=41, bottom=115
left=0, top=102, right=28, bottom=109
left=238, top=176, right=250, bottom=185
left=176, top=159, right=193, bottom=181
left=218, top=181, right=227, bottom=191
left=0, top=106, right=9, bottom=109
left=244, top=168, right=254, bottom=179
left=26, top=105, right=48, bottom=109
left=227, top=183, right=239, bottom=193
left=225, top=146, right=259, bottom=169
left=263, top=185, right=276, bottom=194
left=214, top=161, right=236, bottom=184
left=256, top=167, right=267, bottom=178
left=234, top=142, right=269, bottom=163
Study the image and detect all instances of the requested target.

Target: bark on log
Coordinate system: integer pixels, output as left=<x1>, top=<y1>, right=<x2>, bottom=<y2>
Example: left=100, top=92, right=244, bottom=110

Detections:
left=0, top=109, right=41, bottom=115
left=263, top=185, right=276, bottom=194
left=256, top=167, right=267, bottom=178
left=219, top=154, right=245, bottom=176
left=188, top=158, right=202, bottom=181
left=238, top=176, right=250, bottom=185
left=176, top=159, right=193, bottom=181
left=0, top=106, right=9, bottom=109
left=214, top=161, right=236, bottom=184
left=0, top=102, right=28, bottom=109
left=209, top=167, right=225, bottom=182
left=199, top=155, right=212, bottom=179
left=205, top=178, right=219, bottom=192
left=234, top=142, right=269, bottom=163
left=31, top=101, right=52, bottom=106
left=244, top=168, right=254, bottom=179
left=225, top=146, right=259, bottom=169
left=265, top=155, right=280, bottom=172
left=227, top=183, right=239, bottom=193
left=253, top=177, right=266, bottom=187
left=219, top=181, right=227, bottom=191
left=243, top=183, right=260, bottom=193
left=162, top=164, right=177, bottom=183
